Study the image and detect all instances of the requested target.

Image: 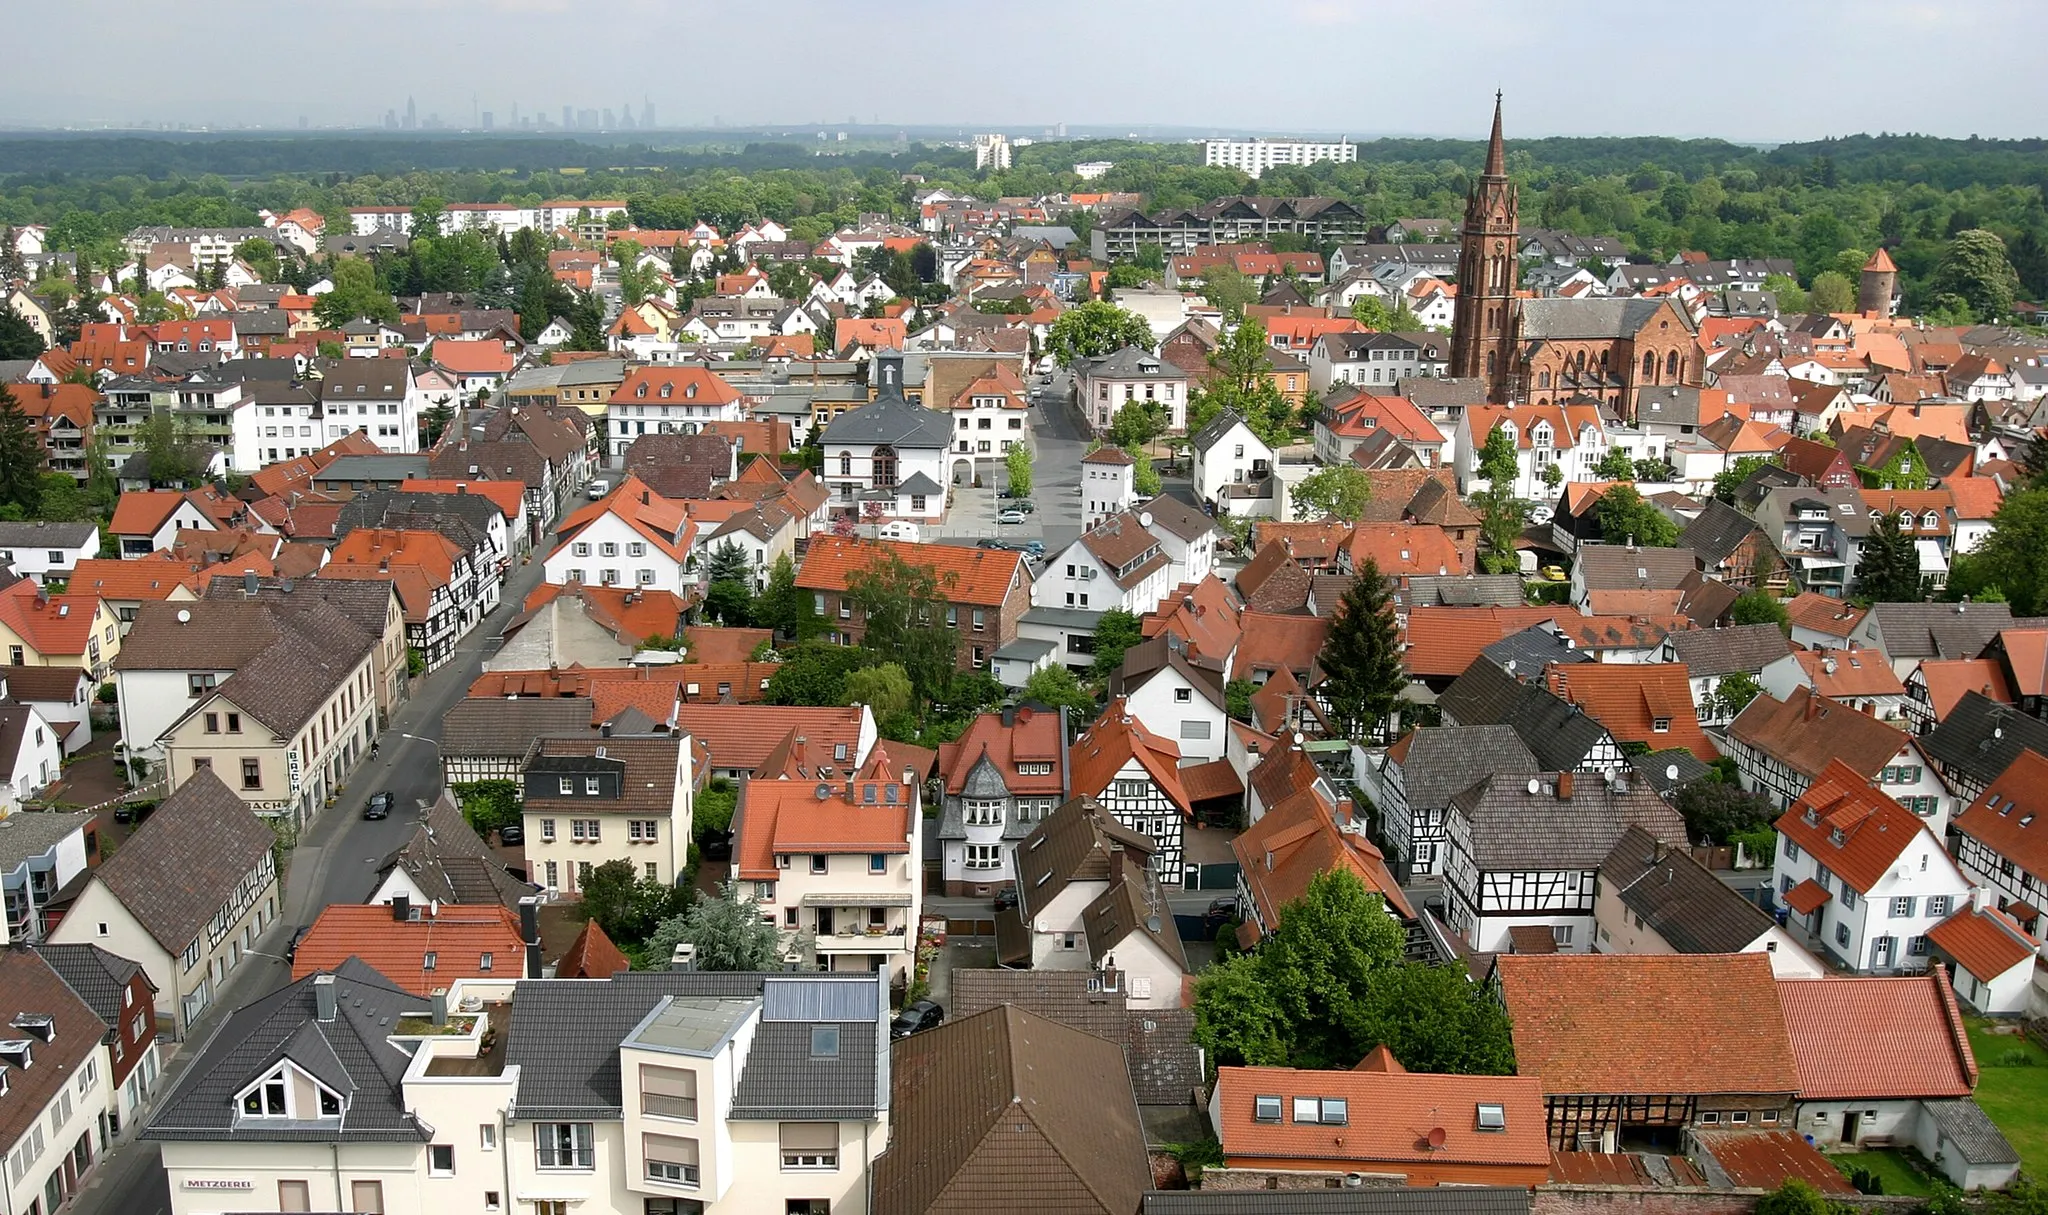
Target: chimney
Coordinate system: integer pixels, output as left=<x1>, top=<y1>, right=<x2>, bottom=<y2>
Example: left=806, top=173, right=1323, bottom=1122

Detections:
left=243, top=569, right=259, bottom=596
left=670, top=942, right=698, bottom=971
left=519, top=895, right=543, bottom=978
left=392, top=893, right=410, bottom=922
left=430, top=987, right=449, bottom=1026
left=314, top=973, right=337, bottom=1022
left=1805, top=694, right=1822, bottom=721
left=1556, top=772, right=1574, bottom=800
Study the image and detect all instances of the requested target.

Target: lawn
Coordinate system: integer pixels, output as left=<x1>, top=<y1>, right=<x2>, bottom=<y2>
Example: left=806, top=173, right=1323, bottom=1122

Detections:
left=1966, top=1017, right=2048, bottom=1177
left=1832, top=1150, right=1936, bottom=1197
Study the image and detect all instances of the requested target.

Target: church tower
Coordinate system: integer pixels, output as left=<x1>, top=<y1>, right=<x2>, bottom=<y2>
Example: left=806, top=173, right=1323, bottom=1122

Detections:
left=1449, top=94, right=1520, bottom=401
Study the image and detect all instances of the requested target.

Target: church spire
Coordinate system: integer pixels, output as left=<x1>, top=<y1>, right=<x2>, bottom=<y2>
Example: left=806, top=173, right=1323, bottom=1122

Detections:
left=1484, top=91, right=1506, bottom=177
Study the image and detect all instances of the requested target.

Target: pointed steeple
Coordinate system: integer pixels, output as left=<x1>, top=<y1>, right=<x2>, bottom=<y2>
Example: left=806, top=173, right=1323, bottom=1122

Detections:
left=1484, top=91, right=1507, bottom=178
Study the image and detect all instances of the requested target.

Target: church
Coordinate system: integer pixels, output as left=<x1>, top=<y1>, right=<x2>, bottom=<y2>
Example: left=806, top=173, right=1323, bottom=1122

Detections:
left=1449, top=96, right=1705, bottom=420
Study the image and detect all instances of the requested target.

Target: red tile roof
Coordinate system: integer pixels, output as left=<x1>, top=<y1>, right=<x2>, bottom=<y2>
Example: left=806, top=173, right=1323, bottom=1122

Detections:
left=1775, top=969, right=1976, bottom=1099
left=553, top=918, right=630, bottom=979
left=66, top=557, right=203, bottom=601
left=681, top=625, right=775, bottom=665
left=1401, top=606, right=1565, bottom=678
left=833, top=317, right=907, bottom=352
left=431, top=339, right=516, bottom=376
left=1068, top=700, right=1189, bottom=814
left=322, top=529, right=463, bottom=623
left=290, top=904, right=525, bottom=997
left=1495, top=953, right=1799, bottom=1097
left=521, top=582, right=693, bottom=647
left=1545, top=662, right=1716, bottom=760
left=734, top=774, right=916, bottom=880
left=937, top=706, right=1065, bottom=797
left=1345, top=524, right=1466, bottom=578
left=1795, top=647, right=1906, bottom=699
left=0, top=580, right=106, bottom=656
left=1951, top=749, right=2048, bottom=882
left=1928, top=906, right=2036, bottom=983
left=614, top=365, right=743, bottom=409
left=1233, top=612, right=1330, bottom=680
left=1179, top=758, right=1244, bottom=803
left=1142, top=577, right=1243, bottom=667
left=673, top=704, right=866, bottom=775
left=1774, top=759, right=1935, bottom=894
left=1784, top=878, right=1830, bottom=916
left=1234, top=786, right=1412, bottom=936
left=1214, top=1065, right=1549, bottom=1172
left=1783, top=592, right=1865, bottom=639
left=1913, top=658, right=2015, bottom=723
left=796, top=535, right=1025, bottom=608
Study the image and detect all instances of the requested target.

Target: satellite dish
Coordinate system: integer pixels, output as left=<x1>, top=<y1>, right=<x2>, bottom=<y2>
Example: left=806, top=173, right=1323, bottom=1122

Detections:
left=1291, top=731, right=1305, bottom=747
left=1526, top=778, right=1541, bottom=796
left=176, top=609, right=191, bottom=623
left=1427, top=1127, right=1447, bottom=1149
left=1666, top=764, right=1680, bottom=781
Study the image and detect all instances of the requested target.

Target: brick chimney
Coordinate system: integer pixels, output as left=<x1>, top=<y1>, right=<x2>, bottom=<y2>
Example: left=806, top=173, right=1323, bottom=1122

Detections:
left=1556, top=772, right=1574, bottom=800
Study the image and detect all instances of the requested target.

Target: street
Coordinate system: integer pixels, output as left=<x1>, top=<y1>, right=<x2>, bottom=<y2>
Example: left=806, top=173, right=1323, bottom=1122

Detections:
left=71, top=533, right=555, bottom=1215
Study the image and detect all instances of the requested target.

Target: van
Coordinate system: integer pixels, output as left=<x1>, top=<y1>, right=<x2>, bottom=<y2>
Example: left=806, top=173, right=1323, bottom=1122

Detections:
left=878, top=521, right=921, bottom=542
left=586, top=478, right=611, bottom=499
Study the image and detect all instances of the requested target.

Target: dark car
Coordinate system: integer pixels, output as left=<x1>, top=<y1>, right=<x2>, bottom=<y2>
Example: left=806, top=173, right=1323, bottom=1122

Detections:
left=977, top=538, right=1024, bottom=551
left=285, top=925, right=312, bottom=963
left=1020, top=540, right=1045, bottom=557
left=992, top=887, right=1019, bottom=913
left=1204, top=895, right=1239, bottom=925
left=497, top=823, right=524, bottom=846
left=363, top=791, right=394, bottom=820
left=700, top=830, right=733, bottom=862
left=112, top=801, right=153, bottom=826
left=890, top=999, right=945, bottom=1039
left=1007, top=499, right=1036, bottom=514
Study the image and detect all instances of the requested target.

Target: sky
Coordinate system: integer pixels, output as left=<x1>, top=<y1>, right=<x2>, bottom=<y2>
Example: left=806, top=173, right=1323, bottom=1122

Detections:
left=7, top=0, right=2047, bottom=143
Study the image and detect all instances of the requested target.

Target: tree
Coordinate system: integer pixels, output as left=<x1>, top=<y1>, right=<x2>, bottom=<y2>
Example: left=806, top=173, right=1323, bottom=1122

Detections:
left=1763, top=273, right=1809, bottom=314
left=768, top=642, right=881, bottom=706
left=845, top=662, right=915, bottom=724
left=0, top=389, right=44, bottom=513
left=754, top=552, right=822, bottom=642
left=1729, top=591, right=1791, bottom=633
left=1106, top=400, right=1166, bottom=453
left=578, top=859, right=688, bottom=947
left=1855, top=510, right=1923, bottom=604
left=1226, top=678, right=1256, bottom=722
left=1256, top=870, right=1408, bottom=1069
left=1703, top=670, right=1763, bottom=723
left=703, top=579, right=753, bottom=627
left=704, top=540, right=751, bottom=586
left=1932, top=229, right=2021, bottom=321
left=1474, top=423, right=1525, bottom=574
left=313, top=257, right=399, bottom=327
left=1046, top=300, right=1152, bottom=367
left=1976, top=488, right=2048, bottom=614
left=646, top=879, right=784, bottom=972
left=0, top=310, right=44, bottom=359
left=1593, top=446, right=1636, bottom=482
left=1131, top=448, right=1161, bottom=497
left=1593, top=484, right=1679, bottom=547
left=1290, top=465, right=1373, bottom=522
left=845, top=547, right=960, bottom=704
left=1477, top=422, right=1519, bottom=490
left=1191, top=955, right=1290, bottom=1067
left=1712, top=455, right=1769, bottom=504
left=1350, top=294, right=1423, bottom=332
left=1317, top=561, right=1406, bottom=741
left=1344, top=963, right=1517, bottom=1076
left=1673, top=779, right=1776, bottom=844
left=1198, top=319, right=1293, bottom=443
left=1021, top=665, right=1095, bottom=719
left=1200, top=265, right=1258, bottom=317
left=34, top=472, right=89, bottom=522
left=235, top=238, right=280, bottom=283
left=1542, top=463, right=1564, bottom=491
left=1090, top=608, right=1144, bottom=677
left=1754, top=1181, right=1830, bottom=1215
left=1003, top=442, right=1032, bottom=498
left=1808, top=271, right=1856, bottom=315
left=452, top=780, right=521, bottom=836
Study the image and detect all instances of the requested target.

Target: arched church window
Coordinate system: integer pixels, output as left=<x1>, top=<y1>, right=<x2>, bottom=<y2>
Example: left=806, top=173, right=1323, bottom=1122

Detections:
left=1666, top=350, right=1681, bottom=379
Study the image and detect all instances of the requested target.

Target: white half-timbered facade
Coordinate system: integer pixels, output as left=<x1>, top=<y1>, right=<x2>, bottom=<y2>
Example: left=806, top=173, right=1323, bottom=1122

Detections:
left=1069, top=703, right=1195, bottom=886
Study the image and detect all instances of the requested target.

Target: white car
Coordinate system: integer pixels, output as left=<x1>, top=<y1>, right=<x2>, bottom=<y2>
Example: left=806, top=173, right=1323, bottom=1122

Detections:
left=878, top=521, right=921, bottom=542
left=586, top=479, right=611, bottom=499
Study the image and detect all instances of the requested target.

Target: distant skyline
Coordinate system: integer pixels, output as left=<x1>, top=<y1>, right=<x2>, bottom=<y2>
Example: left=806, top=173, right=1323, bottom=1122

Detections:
left=7, top=0, right=2046, bottom=144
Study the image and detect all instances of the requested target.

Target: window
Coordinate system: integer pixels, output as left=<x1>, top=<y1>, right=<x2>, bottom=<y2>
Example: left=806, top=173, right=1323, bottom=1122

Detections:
left=1840, top=887, right=1858, bottom=910
left=630, top=820, right=660, bottom=842
left=188, top=673, right=216, bottom=698
left=811, top=1025, right=840, bottom=1058
left=540, top=819, right=556, bottom=842
left=643, top=1132, right=700, bottom=1185
left=1782, top=839, right=1801, bottom=862
left=870, top=853, right=887, bottom=874
left=1835, top=923, right=1851, bottom=946
left=780, top=1122, right=839, bottom=1169
left=1174, top=687, right=1192, bottom=703
left=423, top=952, right=437, bottom=971
left=226, top=713, right=240, bottom=733
left=536, top=1122, right=595, bottom=1170
left=351, top=1181, right=384, bottom=1214
left=480, top=1124, right=497, bottom=1151
left=810, top=855, right=828, bottom=874
left=241, top=1077, right=288, bottom=1117
left=585, top=777, right=601, bottom=795
left=1292, top=1097, right=1348, bottom=1125
left=1254, top=1095, right=1283, bottom=1122
left=965, top=843, right=1001, bottom=870
left=429, top=1145, right=455, bottom=1176
left=278, top=1180, right=312, bottom=1212
left=1925, top=895, right=1952, bottom=918
left=204, top=712, right=219, bottom=733
left=1477, top=1103, right=1507, bottom=1131
left=1891, top=896, right=1917, bottom=918
left=964, top=799, right=1003, bottom=826
left=1908, top=935, right=1930, bottom=956
left=241, top=758, right=262, bottom=790
left=641, top=1064, right=698, bottom=1120
left=559, top=777, right=575, bottom=795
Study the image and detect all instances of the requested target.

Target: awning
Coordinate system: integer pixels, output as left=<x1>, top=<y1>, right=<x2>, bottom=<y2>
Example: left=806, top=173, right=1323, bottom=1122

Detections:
left=1916, top=539, right=1949, bottom=574
left=1784, top=878, right=1832, bottom=916
left=800, top=893, right=913, bottom=908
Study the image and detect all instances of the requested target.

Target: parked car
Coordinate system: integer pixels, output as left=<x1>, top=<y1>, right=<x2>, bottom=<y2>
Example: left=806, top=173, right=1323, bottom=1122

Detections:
left=977, top=538, right=1024, bottom=551
left=1020, top=540, right=1045, bottom=557
left=997, top=509, right=1028, bottom=525
left=363, top=791, right=394, bottom=820
left=993, top=887, right=1019, bottom=913
left=112, top=801, right=154, bottom=826
left=890, top=999, right=945, bottom=1039
left=1007, top=500, right=1036, bottom=514
left=285, top=925, right=311, bottom=963
left=1204, top=895, right=1240, bottom=927
left=998, top=486, right=1026, bottom=500
left=498, top=823, right=524, bottom=846
left=586, top=478, right=611, bottom=499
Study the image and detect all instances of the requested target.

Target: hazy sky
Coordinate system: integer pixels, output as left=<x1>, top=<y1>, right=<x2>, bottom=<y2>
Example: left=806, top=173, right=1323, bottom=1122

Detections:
left=8, top=0, right=2046, bottom=143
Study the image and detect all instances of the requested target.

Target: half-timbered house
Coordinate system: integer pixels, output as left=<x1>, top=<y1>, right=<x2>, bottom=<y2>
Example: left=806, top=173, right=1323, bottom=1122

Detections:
left=1372, top=725, right=1536, bottom=877
left=1443, top=770, right=1684, bottom=953
left=1437, top=659, right=1627, bottom=774
left=1068, top=700, right=1195, bottom=884
left=1726, top=687, right=1953, bottom=831
left=1950, top=748, right=2048, bottom=921
left=438, top=697, right=593, bottom=787
left=1493, top=952, right=1801, bottom=1152
left=1921, top=691, right=2048, bottom=804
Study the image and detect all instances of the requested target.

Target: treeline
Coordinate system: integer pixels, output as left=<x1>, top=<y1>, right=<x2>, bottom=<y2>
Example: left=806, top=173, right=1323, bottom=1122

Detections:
left=8, top=131, right=2048, bottom=311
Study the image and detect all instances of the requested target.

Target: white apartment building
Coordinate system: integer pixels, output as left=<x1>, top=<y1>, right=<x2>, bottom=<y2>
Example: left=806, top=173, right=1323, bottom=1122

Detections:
left=520, top=735, right=695, bottom=899
left=972, top=133, right=1012, bottom=171
left=1203, top=137, right=1357, bottom=179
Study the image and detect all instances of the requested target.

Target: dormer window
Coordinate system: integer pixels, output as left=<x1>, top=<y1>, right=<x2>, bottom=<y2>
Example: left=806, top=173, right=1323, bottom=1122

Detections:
left=235, top=1064, right=343, bottom=1121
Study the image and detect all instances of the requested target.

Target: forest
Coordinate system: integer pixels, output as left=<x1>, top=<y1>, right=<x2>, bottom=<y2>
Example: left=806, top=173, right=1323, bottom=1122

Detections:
left=5, top=129, right=2048, bottom=312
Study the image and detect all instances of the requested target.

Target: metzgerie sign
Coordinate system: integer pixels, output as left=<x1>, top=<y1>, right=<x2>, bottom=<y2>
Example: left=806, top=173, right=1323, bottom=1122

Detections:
left=183, top=1179, right=254, bottom=1190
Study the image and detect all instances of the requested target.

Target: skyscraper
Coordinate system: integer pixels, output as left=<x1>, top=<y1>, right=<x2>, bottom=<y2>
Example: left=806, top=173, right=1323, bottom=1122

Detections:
left=642, top=99, right=655, bottom=129
left=404, top=96, right=417, bottom=129
left=481, top=112, right=494, bottom=131
left=563, top=105, right=575, bottom=130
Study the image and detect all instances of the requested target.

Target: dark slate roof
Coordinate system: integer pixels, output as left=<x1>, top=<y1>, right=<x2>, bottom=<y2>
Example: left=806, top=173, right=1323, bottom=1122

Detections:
left=1575, top=545, right=1701, bottom=591
left=375, top=793, right=540, bottom=909
left=1450, top=773, right=1686, bottom=870
left=1144, top=1188, right=1534, bottom=1215
left=93, top=768, right=275, bottom=954
left=202, top=575, right=398, bottom=640
left=1922, top=1099, right=2021, bottom=1165
left=1189, top=408, right=1252, bottom=456
left=335, top=491, right=502, bottom=554
left=506, top=971, right=884, bottom=1122
left=1136, top=494, right=1216, bottom=544
left=1520, top=297, right=1689, bottom=340
left=1866, top=602, right=2015, bottom=661
left=1438, top=661, right=1614, bottom=773
left=143, top=959, right=429, bottom=1143
left=1665, top=623, right=1793, bottom=678
left=1388, top=725, right=1537, bottom=812
left=1599, top=826, right=1774, bottom=953
left=0, top=520, right=97, bottom=548
left=1921, top=692, right=2048, bottom=789
left=1628, top=748, right=1712, bottom=797
left=819, top=394, right=953, bottom=449
left=35, top=943, right=151, bottom=1028
left=1396, top=574, right=1525, bottom=610
left=1482, top=624, right=1594, bottom=677
left=1678, top=499, right=1765, bottom=568
left=440, top=698, right=592, bottom=756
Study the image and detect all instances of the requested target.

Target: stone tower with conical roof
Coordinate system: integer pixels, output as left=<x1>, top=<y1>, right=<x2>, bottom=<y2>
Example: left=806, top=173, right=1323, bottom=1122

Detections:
left=1450, top=94, right=1520, bottom=401
left=1859, top=247, right=1898, bottom=319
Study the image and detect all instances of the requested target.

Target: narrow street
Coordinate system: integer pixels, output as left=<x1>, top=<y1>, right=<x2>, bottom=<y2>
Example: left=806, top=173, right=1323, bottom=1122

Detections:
left=70, top=534, right=555, bottom=1215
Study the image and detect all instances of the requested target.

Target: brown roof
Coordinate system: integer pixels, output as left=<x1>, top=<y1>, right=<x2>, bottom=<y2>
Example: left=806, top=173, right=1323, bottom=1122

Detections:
left=1016, top=795, right=1156, bottom=919
left=1727, top=688, right=1912, bottom=781
left=1215, top=1064, right=1549, bottom=1171
left=1233, top=611, right=1330, bottom=679
left=1068, top=703, right=1190, bottom=814
left=522, top=736, right=684, bottom=816
left=1928, top=906, right=2036, bottom=983
left=1783, top=592, right=1865, bottom=640
left=0, top=951, right=106, bottom=1153
left=1494, top=953, right=1800, bottom=1097
left=1776, top=969, right=1976, bottom=1099
left=938, top=706, right=1065, bottom=797
left=1233, top=786, right=1413, bottom=936
left=1692, top=1131, right=1858, bottom=1195
left=1544, top=662, right=1718, bottom=761
left=1952, top=749, right=2048, bottom=879
left=873, top=1004, right=1150, bottom=1215
left=91, top=768, right=276, bottom=954
left=1235, top=540, right=1311, bottom=613
left=554, top=917, right=631, bottom=979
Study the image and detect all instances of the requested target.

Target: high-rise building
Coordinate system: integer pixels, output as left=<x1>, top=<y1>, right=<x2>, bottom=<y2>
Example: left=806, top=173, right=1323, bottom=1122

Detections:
left=972, top=133, right=1012, bottom=172
left=602, top=108, right=616, bottom=129
left=642, top=99, right=655, bottom=128
left=481, top=111, right=494, bottom=131
left=1449, top=94, right=1518, bottom=401
left=578, top=108, right=598, bottom=130
left=1201, top=136, right=1354, bottom=179
left=403, top=96, right=416, bottom=129
left=563, top=105, right=575, bottom=129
